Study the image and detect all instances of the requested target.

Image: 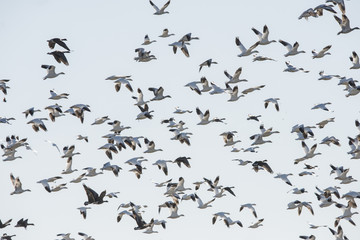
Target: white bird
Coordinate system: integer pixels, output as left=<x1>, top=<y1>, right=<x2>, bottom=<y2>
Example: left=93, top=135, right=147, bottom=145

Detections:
left=49, top=90, right=69, bottom=100
left=168, top=41, right=190, bottom=57
left=83, top=167, right=103, bottom=177
left=10, top=173, right=31, bottom=195
left=248, top=218, right=264, bottom=228
left=101, top=162, right=122, bottom=177
left=112, top=77, right=133, bottom=92
left=62, top=145, right=80, bottom=159
left=153, top=159, right=172, bottom=175
left=274, top=173, right=293, bottom=186
left=298, top=8, right=318, bottom=20
left=199, top=77, right=212, bottom=92
left=334, top=14, right=359, bottom=35
left=136, top=104, right=154, bottom=120
left=165, top=202, right=184, bottom=219
left=159, top=28, right=174, bottom=38
left=311, top=102, right=332, bottom=111
left=196, top=107, right=225, bottom=125
left=51, top=183, right=67, bottom=192
left=184, top=81, right=201, bottom=95
left=349, top=51, right=360, bottom=69
left=235, top=37, right=259, bottom=57
left=149, top=0, right=170, bottom=15
left=148, top=86, right=171, bottom=101
left=78, top=232, right=95, bottom=240
left=62, top=158, right=78, bottom=174
left=41, top=65, right=64, bottom=80
left=27, top=118, right=48, bottom=132
left=37, top=176, right=62, bottom=193
left=199, top=59, right=218, bottom=72
left=279, top=40, right=306, bottom=57
left=173, top=107, right=192, bottom=114
left=242, top=85, right=265, bottom=94
left=45, top=140, right=60, bottom=153
left=264, top=98, right=280, bottom=111
left=212, top=212, right=230, bottom=224
left=144, top=138, right=163, bottom=153
left=223, top=216, right=243, bottom=228
left=224, top=67, right=248, bottom=84
left=312, top=45, right=332, bottom=59
left=294, top=141, right=321, bottom=164
left=240, top=203, right=257, bottom=218
left=232, top=159, right=252, bottom=166
left=70, top=173, right=88, bottom=183
left=283, top=61, right=309, bottom=73
left=77, top=207, right=91, bottom=219
left=251, top=25, right=276, bottom=45
left=226, top=85, right=244, bottom=102
left=194, top=194, right=215, bottom=209
left=318, top=71, right=341, bottom=80
left=22, top=107, right=41, bottom=118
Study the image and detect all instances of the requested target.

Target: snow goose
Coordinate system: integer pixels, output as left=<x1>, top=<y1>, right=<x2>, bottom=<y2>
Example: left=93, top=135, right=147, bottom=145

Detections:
left=62, top=158, right=78, bottom=174
left=98, top=142, right=118, bottom=160
left=0, top=219, right=12, bottom=229
left=199, top=77, right=212, bottom=92
left=37, top=176, right=62, bottom=193
left=149, top=0, right=170, bottom=15
left=232, top=159, right=252, bottom=166
left=328, top=226, right=348, bottom=240
left=165, top=202, right=184, bottom=219
left=144, top=138, right=163, bottom=153
left=194, top=194, right=215, bottom=209
left=134, top=48, right=157, bottom=62
left=51, top=183, right=67, bottom=192
left=311, top=102, right=332, bottom=111
left=221, top=131, right=241, bottom=146
left=0, top=117, right=15, bottom=125
left=184, top=81, right=201, bottom=95
left=83, top=167, right=103, bottom=177
left=15, top=218, right=34, bottom=229
left=224, top=67, right=248, bottom=84
left=274, top=173, right=293, bottom=186
left=136, top=104, right=154, bottom=120
left=196, top=107, right=225, bottom=125
left=251, top=25, right=276, bottom=45
left=312, top=45, right=332, bottom=59
left=226, top=85, right=244, bottom=102
left=288, top=188, right=307, bottom=194
left=142, top=34, right=156, bottom=45
left=314, top=4, right=337, bottom=16
left=252, top=160, right=273, bottom=173
left=334, top=14, right=359, bottom=35
left=223, top=216, right=243, bottom=228
left=252, top=55, right=276, bottom=62
left=153, top=160, right=172, bottom=175
left=320, top=136, right=340, bottom=146
left=235, top=37, right=259, bottom=57
left=49, top=90, right=69, bottom=100
left=77, top=135, right=88, bottom=142
left=10, top=173, right=31, bottom=195
left=148, top=86, right=171, bottom=101
left=125, top=157, right=148, bottom=174
left=173, top=156, right=191, bottom=168
left=283, top=61, right=309, bottom=73
left=143, top=219, right=158, bottom=234
left=316, top=117, right=335, bottom=128
left=259, top=124, right=280, bottom=137
left=212, top=212, right=230, bottom=224
left=41, top=65, right=64, bottom=80
left=47, top=38, right=70, bottom=50
left=349, top=51, right=360, bottom=69
left=108, top=120, right=131, bottom=134
left=153, top=178, right=172, bottom=188
left=279, top=40, right=305, bottom=57
left=199, top=59, right=218, bottom=72
left=264, top=98, right=280, bottom=111
left=298, top=8, right=318, bottom=20
left=297, top=202, right=314, bottom=215
left=294, top=141, right=321, bottom=164
left=47, top=50, right=70, bottom=65
left=83, top=184, right=107, bottom=205
left=318, top=71, right=341, bottom=80
left=345, top=82, right=360, bottom=97
left=248, top=218, right=264, bottom=228
left=240, top=203, right=257, bottom=218
left=210, top=82, right=228, bottom=95
left=178, top=32, right=199, bottom=43
left=299, top=235, right=316, bottom=240
left=112, top=78, right=133, bottom=92
left=101, top=162, right=122, bottom=177
left=45, top=104, right=64, bottom=122
left=1, top=234, right=16, bottom=240
left=159, top=28, right=174, bottom=38
left=62, top=145, right=80, bottom=159
left=241, top=85, right=265, bottom=94
left=124, top=136, right=144, bottom=150
left=70, top=173, right=88, bottom=183
left=250, top=134, right=272, bottom=146
left=27, top=118, right=48, bottom=132
left=78, top=232, right=95, bottom=240
left=168, top=40, right=190, bottom=57
left=175, top=177, right=191, bottom=192
left=173, top=107, right=192, bottom=114
left=247, top=114, right=261, bottom=121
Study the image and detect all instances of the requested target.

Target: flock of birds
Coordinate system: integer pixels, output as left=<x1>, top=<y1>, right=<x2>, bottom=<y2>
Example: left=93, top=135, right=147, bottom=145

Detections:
left=1, top=0, right=360, bottom=240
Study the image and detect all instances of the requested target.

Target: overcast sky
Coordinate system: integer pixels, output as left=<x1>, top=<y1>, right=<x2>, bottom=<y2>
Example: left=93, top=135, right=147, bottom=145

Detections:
left=0, top=0, right=359, bottom=239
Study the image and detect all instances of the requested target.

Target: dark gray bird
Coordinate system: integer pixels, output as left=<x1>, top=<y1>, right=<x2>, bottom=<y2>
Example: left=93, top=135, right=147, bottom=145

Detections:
left=82, top=184, right=108, bottom=205
left=47, top=38, right=70, bottom=51
left=252, top=160, right=273, bottom=173
left=14, top=218, right=34, bottom=229
left=173, top=156, right=191, bottom=168
left=0, top=219, right=12, bottom=229
left=47, top=51, right=70, bottom=66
